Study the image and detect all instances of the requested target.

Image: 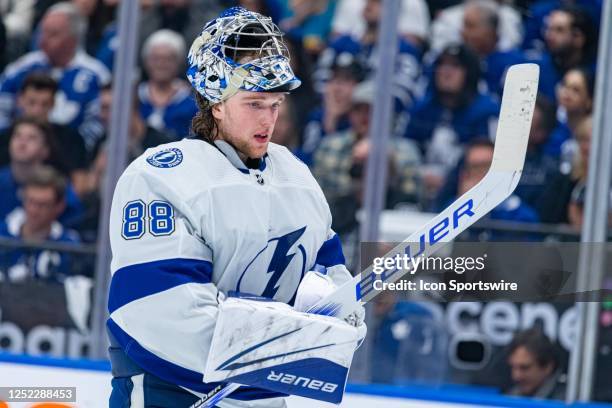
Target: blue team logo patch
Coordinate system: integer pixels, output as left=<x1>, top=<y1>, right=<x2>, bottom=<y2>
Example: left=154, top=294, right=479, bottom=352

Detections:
left=146, top=148, right=183, bottom=168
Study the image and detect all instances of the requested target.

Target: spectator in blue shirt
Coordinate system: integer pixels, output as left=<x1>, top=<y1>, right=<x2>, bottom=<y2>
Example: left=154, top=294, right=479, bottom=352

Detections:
left=515, top=95, right=559, bottom=207
left=522, top=0, right=602, bottom=53
left=0, top=166, right=80, bottom=284
left=531, top=5, right=597, bottom=103
left=138, top=29, right=197, bottom=141
left=404, top=45, right=499, bottom=203
left=0, top=2, right=111, bottom=151
left=0, top=117, right=83, bottom=226
left=461, top=0, right=525, bottom=98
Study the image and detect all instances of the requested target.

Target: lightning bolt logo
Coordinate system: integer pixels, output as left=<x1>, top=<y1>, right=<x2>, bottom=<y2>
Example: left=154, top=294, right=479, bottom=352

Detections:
left=261, top=226, right=306, bottom=298
left=236, top=226, right=308, bottom=302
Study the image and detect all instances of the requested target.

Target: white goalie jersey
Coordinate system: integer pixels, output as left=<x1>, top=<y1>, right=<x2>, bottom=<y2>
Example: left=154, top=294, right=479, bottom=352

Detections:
left=107, top=138, right=348, bottom=398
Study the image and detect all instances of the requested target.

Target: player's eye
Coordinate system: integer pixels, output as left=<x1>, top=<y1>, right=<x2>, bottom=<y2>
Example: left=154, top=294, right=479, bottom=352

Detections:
left=249, top=102, right=262, bottom=109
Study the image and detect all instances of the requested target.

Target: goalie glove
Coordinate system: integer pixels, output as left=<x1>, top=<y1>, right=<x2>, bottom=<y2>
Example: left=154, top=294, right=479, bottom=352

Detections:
left=204, top=295, right=362, bottom=403
left=294, top=265, right=366, bottom=346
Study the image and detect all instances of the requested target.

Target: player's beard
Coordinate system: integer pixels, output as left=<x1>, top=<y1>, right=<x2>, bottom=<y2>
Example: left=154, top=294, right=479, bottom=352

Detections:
left=217, top=123, right=268, bottom=162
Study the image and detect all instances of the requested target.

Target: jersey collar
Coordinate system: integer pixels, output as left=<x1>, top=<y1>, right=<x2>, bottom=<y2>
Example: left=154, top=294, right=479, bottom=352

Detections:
left=213, top=140, right=268, bottom=174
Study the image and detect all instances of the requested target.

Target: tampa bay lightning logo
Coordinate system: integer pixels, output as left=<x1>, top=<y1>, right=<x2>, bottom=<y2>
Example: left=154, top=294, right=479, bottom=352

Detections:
left=146, top=148, right=183, bottom=168
left=236, top=226, right=307, bottom=302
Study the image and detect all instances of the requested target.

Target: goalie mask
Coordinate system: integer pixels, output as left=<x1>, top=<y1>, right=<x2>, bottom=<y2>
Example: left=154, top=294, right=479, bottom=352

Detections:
left=187, top=7, right=301, bottom=104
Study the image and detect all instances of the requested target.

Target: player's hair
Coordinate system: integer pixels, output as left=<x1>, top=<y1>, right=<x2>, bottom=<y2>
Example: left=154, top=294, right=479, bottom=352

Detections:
left=20, top=72, right=58, bottom=95
left=192, top=93, right=219, bottom=143
left=23, top=165, right=67, bottom=203
left=45, top=2, right=87, bottom=41
left=142, top=29, right=186, bottom=62
left=508, top=328, right=559, bottom=370
left=191, top=28, right=266, bottom=143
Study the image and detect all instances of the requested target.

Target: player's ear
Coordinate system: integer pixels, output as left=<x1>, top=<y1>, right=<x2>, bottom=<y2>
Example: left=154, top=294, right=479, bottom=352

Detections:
left=211, top=102, right=225, bottom=121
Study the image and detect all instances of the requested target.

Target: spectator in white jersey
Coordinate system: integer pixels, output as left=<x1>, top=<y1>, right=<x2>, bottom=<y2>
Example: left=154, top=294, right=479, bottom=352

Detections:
left=0, top=2, right=110, bottom=151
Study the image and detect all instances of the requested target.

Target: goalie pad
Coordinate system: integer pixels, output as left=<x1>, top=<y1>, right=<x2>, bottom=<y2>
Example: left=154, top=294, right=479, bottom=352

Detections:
left=203, top=296, right=359, bottom=403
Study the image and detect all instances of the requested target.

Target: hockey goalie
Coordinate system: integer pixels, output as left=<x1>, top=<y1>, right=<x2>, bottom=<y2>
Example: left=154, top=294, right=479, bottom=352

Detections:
left=106, top=7, right=365, bottom=408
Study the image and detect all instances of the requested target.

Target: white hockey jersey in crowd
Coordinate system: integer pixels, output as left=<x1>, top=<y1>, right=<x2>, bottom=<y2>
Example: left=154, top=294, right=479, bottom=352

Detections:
left=107, top=138, right=347, bottom=397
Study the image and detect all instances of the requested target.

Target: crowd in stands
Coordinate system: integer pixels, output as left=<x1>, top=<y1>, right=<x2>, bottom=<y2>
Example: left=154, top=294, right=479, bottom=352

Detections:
left=0, top=1, right=609, bottom=399
left=0, top=0, right=605, bottom=284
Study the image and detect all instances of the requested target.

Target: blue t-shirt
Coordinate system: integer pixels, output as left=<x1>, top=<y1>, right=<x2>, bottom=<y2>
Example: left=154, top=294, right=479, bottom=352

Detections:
left=483, top=49, right=526, bottom=98
left=515, top=147, right=560, bottom=206
left=0, top=167, right=84, bottom=227
left=0, top=208, right=81, bottom=283
left=403, top=92, right=500, bottom=145
left=138, top=82, right=198, bottom=140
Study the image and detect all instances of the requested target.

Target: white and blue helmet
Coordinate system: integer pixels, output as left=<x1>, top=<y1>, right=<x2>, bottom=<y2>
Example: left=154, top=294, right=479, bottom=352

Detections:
left=187, top=7, right=301, bottom=104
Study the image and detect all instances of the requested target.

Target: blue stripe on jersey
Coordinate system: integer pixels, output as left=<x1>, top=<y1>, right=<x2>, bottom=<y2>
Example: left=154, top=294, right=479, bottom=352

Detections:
left=108, top=258, right=213, bottom=314
left=107, top=319, right=287, bottom=400
left=314, top=234, right=345, bottom=267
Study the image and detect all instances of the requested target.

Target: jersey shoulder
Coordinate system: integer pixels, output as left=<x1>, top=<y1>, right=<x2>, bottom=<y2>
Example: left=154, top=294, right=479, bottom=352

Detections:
left=267, top=143, right=322, bottom=190
left=119, top=139, right=245, bottom=200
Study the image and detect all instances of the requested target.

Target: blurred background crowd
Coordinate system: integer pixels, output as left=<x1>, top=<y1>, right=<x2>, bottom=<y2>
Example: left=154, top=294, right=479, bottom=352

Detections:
left=0, top=0, right=610, bottom=404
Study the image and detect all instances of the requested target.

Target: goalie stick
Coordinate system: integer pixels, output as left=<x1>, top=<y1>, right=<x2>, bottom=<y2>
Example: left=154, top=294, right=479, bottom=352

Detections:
left=191, top=63, right=539, bottom=408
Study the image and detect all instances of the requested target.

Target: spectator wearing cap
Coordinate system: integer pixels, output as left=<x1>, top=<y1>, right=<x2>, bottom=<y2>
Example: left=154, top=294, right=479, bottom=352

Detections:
left=0, top=165, right=80, bottom=284
left=313, top=81, right=421, bottom=269
left=314, top=81, right=421, bottom=263
left=331, top=0, right=430, bottom=50
left=0, top=2, right=110, bottom=151
left=138, top=29, right=197, bottom=140
left=461, top=0, right=525, bottom=98
left=404, top=45, right=499, bottom=204
left=314, top=0, right=423, bottom=130
left=0, top=117, right=83, bottom=226
left=0, top=72, right=88, bottom=179
left=299, top=53, right=364, bottom=166
left=530, top=5, right=597, bottom=103
left=505, top=328, right=565, bottom=399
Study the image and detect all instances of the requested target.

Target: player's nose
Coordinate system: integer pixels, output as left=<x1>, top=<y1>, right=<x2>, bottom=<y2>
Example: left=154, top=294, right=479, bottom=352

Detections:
left=259, top=109, right=276, bottom=128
